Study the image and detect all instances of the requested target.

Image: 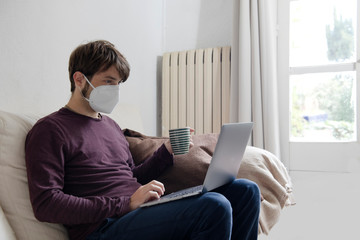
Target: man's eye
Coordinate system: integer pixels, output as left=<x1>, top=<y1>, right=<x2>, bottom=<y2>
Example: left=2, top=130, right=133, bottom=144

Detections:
left=104, top=79, right=122, bottom=85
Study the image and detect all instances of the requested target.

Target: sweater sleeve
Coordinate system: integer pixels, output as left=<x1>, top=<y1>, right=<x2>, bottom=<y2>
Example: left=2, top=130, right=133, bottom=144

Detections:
left=131, top=144, right=174, bottom=184
left=25, top=120, right=131, bottom=225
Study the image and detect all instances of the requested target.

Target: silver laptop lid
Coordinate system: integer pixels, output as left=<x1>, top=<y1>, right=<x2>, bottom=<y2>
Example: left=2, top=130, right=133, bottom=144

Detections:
left=202, top=122, right=253, bottom=192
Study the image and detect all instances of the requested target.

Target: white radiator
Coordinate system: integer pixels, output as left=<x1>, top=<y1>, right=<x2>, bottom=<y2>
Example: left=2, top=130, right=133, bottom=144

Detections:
left=161, top=47, right=231, bottom=137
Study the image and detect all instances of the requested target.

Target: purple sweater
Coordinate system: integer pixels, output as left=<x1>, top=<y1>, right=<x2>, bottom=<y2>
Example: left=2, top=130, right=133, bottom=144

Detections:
left=25, top=108, right=173, bottom=240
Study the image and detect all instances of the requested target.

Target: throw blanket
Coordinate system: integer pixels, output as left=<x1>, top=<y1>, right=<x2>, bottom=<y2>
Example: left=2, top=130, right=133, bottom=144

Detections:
left=124, top=129, right=295, bottom=235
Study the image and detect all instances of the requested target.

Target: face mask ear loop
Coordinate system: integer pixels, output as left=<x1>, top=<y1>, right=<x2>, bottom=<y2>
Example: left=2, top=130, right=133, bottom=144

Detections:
left=83, top=74, right=96, bottom=89
left=81, top=74, right=95, bottom=103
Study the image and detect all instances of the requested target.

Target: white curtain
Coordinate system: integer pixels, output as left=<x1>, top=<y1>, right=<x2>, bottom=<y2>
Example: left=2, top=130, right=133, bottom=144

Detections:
left=231, top=0, right=280, bottom=157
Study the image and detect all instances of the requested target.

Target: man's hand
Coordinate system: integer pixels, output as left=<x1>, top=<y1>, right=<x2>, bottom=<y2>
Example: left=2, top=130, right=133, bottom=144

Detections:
left=130, top=180, right=165, bottom=210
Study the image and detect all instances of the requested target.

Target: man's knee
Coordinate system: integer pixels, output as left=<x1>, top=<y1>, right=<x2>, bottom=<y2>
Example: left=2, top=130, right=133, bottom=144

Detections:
left=199, top=192, right=233, bottom=217
left=237, top=179, right=261, bottom=211
left=191, top=193, right=232, bottom=239
left=245, top=180, right=260, bottom=198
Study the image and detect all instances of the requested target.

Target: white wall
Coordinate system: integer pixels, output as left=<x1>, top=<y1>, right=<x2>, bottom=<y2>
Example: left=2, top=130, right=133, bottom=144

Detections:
left=0, top=0, right=232, bottom=136
left=164, top=0, right=232, bottom=52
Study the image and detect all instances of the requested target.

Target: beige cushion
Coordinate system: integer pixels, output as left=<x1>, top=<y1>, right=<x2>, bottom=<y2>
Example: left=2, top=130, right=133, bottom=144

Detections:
left=0, top=206, right=16, bottom=240
left=0, top=110, right=68, bottom=240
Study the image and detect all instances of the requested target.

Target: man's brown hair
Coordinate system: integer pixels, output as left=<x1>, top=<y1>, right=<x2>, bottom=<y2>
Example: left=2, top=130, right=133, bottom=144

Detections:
left=68, top=40, right=130, bottom=92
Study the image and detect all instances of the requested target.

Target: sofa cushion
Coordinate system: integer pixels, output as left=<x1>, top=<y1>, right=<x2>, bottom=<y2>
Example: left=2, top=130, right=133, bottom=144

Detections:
left=0, top=110, right=68, bottom=240
left=0, top=206, right=16, bottom=240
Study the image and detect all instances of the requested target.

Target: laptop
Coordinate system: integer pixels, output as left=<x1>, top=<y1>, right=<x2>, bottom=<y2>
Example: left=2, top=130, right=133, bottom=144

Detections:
left=140, top=122, right=253, bottom=207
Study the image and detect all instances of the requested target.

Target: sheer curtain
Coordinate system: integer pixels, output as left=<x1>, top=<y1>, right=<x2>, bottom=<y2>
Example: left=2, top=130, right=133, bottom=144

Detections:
left=230, top=0, right=280, bottom=157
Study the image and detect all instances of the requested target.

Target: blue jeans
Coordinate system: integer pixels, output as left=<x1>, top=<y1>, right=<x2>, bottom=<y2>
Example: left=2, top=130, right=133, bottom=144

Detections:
left=86, top=179, right=260, bottom=240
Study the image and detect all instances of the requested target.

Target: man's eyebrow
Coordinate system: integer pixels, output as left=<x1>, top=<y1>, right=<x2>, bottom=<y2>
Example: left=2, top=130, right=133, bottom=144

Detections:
left=103, top=76, right=117, bottom=80
left=103, top=76, right=123, bottom=82
left=103, top=75, right=123, bottom=83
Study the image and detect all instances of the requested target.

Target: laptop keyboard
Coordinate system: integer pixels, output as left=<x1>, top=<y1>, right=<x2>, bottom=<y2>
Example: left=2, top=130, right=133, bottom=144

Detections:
left=163, top=185, right=203, bottom=199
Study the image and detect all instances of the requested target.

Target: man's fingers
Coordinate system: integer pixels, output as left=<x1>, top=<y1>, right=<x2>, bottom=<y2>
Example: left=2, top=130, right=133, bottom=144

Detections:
left=147, top=180, right=165, bottom=195
left=141, top=180, right=165, bottom=196
left=146, top=181, right=165, bottom=201
left=130, top=181, right=166, bottom=210
left=146, top=190, right=161, bottom=201
left=150, top=180, right=165, bottom=191
left=148, top=184, right=164, bottom=196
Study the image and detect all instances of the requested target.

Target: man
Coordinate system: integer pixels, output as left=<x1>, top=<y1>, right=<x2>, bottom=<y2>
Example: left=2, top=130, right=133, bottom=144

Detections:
left=25, top=40, right=261, bottom=240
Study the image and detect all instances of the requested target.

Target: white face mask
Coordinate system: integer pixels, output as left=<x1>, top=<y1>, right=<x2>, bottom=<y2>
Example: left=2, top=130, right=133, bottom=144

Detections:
left=82, top=75, right=120, bottom=114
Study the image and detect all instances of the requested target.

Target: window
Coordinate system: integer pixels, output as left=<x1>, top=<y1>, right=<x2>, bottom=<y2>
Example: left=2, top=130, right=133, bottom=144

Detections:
left=289, top=0, right=357, bottom=142
left=277, top=0, right=360, bottom=171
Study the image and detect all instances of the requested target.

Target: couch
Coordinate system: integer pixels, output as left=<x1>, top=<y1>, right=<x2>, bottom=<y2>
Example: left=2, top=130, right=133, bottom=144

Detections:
left=0, top=104, right=294, bottom=239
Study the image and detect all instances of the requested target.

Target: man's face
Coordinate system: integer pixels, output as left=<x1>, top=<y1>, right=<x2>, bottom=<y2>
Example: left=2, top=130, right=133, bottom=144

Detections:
left=82, top=65, right=122, bottom=98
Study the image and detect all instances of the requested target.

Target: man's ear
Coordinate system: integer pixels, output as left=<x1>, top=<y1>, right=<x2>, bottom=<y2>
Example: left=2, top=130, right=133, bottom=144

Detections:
left=73, top=71, right=86, bottom=89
